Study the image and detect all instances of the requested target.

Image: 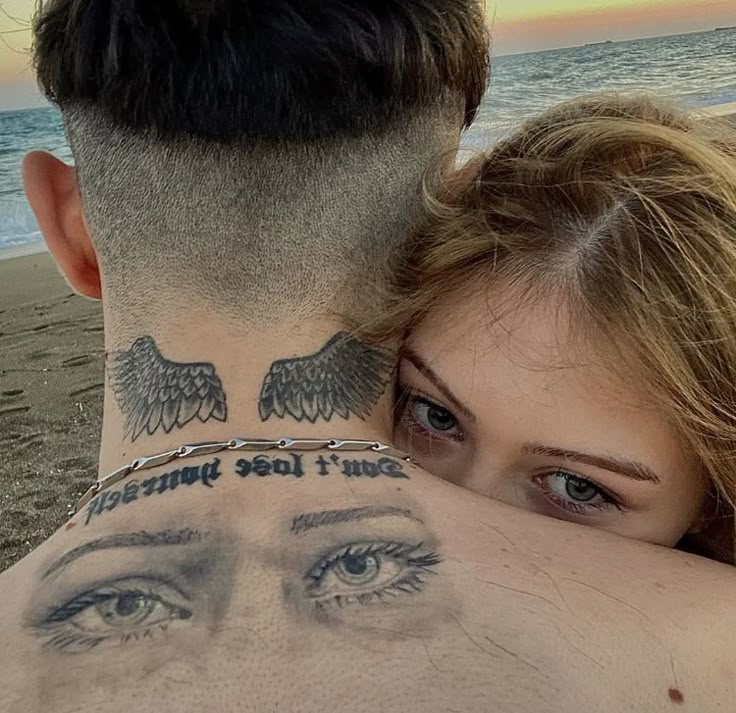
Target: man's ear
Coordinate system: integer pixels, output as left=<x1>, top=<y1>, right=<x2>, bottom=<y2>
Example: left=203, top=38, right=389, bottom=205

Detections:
left=22, top=151, right=102, bottom=299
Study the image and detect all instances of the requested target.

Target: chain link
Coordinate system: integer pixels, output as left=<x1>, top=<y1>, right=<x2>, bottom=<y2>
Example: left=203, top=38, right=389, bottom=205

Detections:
left=73, top=438, right=412, bottom=516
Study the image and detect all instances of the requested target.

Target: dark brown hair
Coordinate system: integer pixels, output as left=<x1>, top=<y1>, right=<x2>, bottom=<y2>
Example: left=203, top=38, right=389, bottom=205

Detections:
left=33, top=0, right=489, bottom=140
left=30, top=0, right=490, bottom=326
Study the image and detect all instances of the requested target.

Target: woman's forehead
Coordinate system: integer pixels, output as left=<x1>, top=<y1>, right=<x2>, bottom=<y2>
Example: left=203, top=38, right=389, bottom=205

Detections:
left=408, top=288, right=662, bottom=418
left=405, top=288, right=698, bottom=479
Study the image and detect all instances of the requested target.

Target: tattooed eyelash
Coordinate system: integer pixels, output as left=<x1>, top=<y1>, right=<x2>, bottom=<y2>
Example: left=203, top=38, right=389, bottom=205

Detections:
left=44, top=588, right=162, bottom=624
left=306, top=541, right=425, bottom=583
left=320, top=571, right=434, bottom=610
left=41, top=624, right=171, bottom=654
left=408, top=552, right=443, bottom=568
left=35, top=578, right=192, bottom=654
left=42, top=630, right=107, bottom=654
left=314, top=570, right=437, bottom=612
left=307, top=540, right=442, bottom=611
left=44, top=593, right=107, bottom=623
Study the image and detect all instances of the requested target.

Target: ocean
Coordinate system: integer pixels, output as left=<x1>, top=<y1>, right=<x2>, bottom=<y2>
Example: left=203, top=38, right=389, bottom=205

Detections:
left=1, top=28, right=735, bottom=252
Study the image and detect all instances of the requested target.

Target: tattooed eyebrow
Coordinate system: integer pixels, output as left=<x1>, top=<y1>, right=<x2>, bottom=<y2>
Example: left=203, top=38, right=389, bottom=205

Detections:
left=291, top=506, right=422, bottom=534
left=42, top=529, right=206, bottom=580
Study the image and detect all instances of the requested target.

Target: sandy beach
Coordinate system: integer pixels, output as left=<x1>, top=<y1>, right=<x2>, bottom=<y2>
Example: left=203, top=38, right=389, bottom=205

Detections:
left=0, top=249, right=103, bottom=572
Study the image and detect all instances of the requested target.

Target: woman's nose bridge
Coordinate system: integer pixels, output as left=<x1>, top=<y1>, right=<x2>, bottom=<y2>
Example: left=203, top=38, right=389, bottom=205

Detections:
left=466, top=448, right=523, bottom=503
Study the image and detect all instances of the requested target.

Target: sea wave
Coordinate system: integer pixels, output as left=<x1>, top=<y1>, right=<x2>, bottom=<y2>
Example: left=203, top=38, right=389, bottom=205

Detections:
left=0, top=198, right=42, bottom=249
left=1, top=29, right=735, bottom=250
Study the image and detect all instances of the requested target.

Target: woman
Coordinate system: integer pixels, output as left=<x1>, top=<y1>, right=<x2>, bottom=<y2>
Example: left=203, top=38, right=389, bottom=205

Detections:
left=380, top=94, right=736, bottom=563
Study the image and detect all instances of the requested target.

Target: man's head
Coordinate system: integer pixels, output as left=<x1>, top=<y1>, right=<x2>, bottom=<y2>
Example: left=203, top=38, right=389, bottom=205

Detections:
left=24, top=0, right=489, bottom=328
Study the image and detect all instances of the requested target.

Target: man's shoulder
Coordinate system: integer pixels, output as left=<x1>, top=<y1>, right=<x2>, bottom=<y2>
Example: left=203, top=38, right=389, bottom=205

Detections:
left=1, top=451, right=734, bottom=712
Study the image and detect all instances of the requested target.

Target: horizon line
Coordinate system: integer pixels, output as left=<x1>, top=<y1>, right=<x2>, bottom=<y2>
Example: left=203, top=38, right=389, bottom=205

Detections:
left=493, top=24, right=730, bottom=58
left=1, top=25, right=734, bottom=112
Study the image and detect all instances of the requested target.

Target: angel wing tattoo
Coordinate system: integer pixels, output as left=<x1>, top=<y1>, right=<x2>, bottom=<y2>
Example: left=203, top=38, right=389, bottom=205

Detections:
left=259, top=332, right=394, bottom=423
left=108, top=336, right=228, bottom=441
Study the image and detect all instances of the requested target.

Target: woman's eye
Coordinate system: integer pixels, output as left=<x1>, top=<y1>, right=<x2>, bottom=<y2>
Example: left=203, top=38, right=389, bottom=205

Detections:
left=400, top=392, right=462, bottom=440
left=37, top=577, right=192, bottom=654
left=305, top=541, right=442, bottom=611
left=536, top=471, right=620, bottom=515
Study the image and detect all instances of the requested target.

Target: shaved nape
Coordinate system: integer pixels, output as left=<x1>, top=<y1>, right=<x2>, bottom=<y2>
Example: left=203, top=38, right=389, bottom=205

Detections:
left=67, top=105, right=461, bottom=329
left=33, top=0, right=489, bottom=330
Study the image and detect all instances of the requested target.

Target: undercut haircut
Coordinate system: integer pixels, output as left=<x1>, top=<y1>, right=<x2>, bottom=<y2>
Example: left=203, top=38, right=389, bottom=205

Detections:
left=32, top=0, right=490, bottom=325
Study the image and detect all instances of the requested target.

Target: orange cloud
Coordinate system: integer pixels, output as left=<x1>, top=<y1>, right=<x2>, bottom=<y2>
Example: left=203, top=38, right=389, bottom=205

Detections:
left=493, top=0, right=736, bottom=54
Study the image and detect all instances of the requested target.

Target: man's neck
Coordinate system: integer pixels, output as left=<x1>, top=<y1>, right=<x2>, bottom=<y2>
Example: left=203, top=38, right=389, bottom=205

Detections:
left=98, top=311, right=397, bottom=475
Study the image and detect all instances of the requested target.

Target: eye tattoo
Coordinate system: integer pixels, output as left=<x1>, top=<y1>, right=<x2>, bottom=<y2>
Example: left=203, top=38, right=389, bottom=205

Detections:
left=33, top=577, right=193, bottom=654
left=305, top=541, right=441, bottom=612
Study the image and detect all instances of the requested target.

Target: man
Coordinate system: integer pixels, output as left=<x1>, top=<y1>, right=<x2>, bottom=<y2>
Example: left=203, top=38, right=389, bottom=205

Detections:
left=1, top=1, right=733, bottom=711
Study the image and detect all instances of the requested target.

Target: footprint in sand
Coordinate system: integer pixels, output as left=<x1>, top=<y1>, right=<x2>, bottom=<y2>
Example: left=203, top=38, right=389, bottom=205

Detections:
left=62, top=355, right=95, bottom=368
left=0, top=405, right=31, bottom=417
left=32, top=497, right=58, bottom=511
left=56, top=456, right=96, bottom=472
left=12, top=432, right=45, bottom=454
left=0, top=537, right=24, bottom=553
left=69, top=383, right=104, bottom=398
left=14, top=320, right=73, bottom=337
left=6, top=510, right=34, bottom=530
left=27, top=350, right=51, bottom=362
left=1, top=389, right=24, bottom=398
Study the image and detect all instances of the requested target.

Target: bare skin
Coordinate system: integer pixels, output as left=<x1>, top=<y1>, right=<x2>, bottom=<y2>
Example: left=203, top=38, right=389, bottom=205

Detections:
left=395, top=287, right=708, bottom=546
left=0, top=310, right=734, bottom=712
left=0, top=122, right=733, bottom=712
left=13, top=0, right=735, bottom=706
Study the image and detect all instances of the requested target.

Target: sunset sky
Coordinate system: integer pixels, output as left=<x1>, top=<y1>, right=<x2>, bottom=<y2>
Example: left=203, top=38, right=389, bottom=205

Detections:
left=1, top=0, right=735, bottom=109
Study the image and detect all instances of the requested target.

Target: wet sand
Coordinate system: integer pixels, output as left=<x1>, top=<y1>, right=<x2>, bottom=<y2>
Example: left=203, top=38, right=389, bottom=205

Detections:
left=0, top=250, right=103, bottom=572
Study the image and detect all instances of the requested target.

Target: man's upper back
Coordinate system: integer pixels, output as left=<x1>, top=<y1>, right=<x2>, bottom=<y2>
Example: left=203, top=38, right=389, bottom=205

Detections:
left=2, top=450, right=733, bottom=712
left=9, top=2, right=734, bottom=710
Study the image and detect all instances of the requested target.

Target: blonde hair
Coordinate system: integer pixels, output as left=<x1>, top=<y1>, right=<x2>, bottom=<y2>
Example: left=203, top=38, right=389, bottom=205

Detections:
left=378, top=94, right=736, bottom=563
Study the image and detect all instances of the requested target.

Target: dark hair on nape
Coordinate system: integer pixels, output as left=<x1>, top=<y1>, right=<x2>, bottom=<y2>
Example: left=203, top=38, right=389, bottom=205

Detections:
left=33, top=0, right=489, bottom=141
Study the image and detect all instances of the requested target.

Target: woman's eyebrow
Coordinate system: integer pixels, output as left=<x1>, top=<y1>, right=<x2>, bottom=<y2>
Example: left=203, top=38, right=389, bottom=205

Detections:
left=42, top=528, right=206, bottom=580
left=402, top=348, right=477, bottom=423
left=523, top=443, right=662, bottom=484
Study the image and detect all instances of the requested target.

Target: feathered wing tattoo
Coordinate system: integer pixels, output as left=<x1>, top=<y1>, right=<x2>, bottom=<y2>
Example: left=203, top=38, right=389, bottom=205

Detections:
left=259, top=332, right=394, bottom=423
left=108, top=336, right=228, bottom=441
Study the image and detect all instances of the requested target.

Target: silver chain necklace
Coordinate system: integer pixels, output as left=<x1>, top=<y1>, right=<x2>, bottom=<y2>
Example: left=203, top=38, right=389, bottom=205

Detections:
left=73, top=438, right=412, bottom=516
